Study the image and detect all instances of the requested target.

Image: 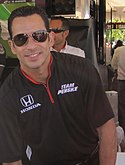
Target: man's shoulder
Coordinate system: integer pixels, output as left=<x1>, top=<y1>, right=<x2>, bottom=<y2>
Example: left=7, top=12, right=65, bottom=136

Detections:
left=0, top=67, right=20, bottom=93
left=51, top=50, right=84, bottom=61
left=51, top=51, right=92, bottom=71
left=116, top=45, right=125, bottom=52
left=65, top=44, right=85, bottom=57
left=114, top=46, right=125, bottom=58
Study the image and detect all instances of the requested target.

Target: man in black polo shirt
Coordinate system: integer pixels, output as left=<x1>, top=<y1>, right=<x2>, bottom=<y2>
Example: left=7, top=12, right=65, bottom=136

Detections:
left=0, top=6, right=117, bottom=165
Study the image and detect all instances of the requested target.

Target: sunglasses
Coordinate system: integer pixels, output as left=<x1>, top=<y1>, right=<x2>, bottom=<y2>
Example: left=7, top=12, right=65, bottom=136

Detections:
left=12, top=30, right=49, bottom=47
left=49, top=28, right=66, bottom=33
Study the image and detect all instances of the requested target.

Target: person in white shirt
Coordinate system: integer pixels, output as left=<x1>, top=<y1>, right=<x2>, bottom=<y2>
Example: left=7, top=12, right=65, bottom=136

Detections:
left=111, top=45, right=125, bottom=135
left=50, top=16, right=85, bottom=58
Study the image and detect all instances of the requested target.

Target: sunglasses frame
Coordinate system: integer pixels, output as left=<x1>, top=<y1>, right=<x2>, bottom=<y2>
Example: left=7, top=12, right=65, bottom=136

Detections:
left=49, top=28, right=67, bottom=33
left=12, top=30, right=49, bottom=47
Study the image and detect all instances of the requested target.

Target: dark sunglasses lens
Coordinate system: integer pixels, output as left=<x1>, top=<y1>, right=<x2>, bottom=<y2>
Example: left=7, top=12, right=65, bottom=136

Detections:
left=32, top=31, right=48, bottom=42
left=51, top=29, right=64, bottom=33
left=13, top=34, right=28, bottom=46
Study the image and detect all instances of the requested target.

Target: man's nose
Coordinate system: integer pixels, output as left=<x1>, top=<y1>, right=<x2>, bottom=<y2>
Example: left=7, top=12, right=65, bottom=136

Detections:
left=26, top=36, right=37, bottom=49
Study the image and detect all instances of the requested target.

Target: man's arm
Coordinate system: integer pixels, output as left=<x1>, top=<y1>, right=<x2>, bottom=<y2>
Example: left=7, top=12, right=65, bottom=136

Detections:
left=97, top=118, right=117, bottom=165
left=111, top=50, right=118, bottom=70
left=2, top=160, right=22, bottom=165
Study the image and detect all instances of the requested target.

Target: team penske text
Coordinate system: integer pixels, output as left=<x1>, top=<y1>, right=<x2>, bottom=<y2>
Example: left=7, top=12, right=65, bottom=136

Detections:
left=57, top=86, right=78, bottom=95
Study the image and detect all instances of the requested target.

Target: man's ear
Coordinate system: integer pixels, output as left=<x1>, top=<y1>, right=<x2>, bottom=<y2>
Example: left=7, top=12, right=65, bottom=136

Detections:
left=8, top=40, right=16, bottom=54
left=48, top=31, right=55, bottom=47
left=64, top=30, right=69, bottom=39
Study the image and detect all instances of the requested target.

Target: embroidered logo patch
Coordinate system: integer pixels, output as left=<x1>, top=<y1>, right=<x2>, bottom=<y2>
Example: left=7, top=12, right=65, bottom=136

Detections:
left=20, top=95, right=41, bottom=114
left=20, top=95, right=34, bottom=107
left=26, top=145, right=32, bottom=160
left=57, top=83, right=78, bottom=95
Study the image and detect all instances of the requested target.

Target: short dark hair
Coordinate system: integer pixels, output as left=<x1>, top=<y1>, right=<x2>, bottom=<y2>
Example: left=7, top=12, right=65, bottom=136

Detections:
left=116, top=40, right=123, bottom=46
left=50, top=16, right=70, bottom=30
left=8, top=6, right=49, bottom=39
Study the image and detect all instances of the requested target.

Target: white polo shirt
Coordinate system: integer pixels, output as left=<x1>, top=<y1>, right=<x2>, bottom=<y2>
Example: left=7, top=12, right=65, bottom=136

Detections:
left=51, top=42, right=85, bottom=58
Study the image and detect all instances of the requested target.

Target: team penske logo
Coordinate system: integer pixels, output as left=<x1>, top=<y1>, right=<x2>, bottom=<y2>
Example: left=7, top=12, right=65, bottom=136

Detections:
left=57, top=83, right=78, bottom=95
left=20, top=95, right=41, bottom=114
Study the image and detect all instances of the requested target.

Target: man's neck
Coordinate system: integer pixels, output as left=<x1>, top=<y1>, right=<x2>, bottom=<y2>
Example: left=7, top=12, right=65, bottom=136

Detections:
left=21, top=55, right=51, bottom=84
left=53, top=42, right=66, bottom=52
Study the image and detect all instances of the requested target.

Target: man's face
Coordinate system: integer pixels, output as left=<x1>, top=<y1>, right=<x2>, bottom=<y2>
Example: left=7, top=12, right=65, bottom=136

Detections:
left=9, top=14, right=54, bottom=72
left=49, top=19, right=66, bottom=46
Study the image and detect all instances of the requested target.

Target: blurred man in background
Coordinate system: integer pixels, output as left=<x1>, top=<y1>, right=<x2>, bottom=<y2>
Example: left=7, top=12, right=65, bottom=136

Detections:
left=111, top=45, right=125, bottom=135
left=50, top=16, right=85, bottom=58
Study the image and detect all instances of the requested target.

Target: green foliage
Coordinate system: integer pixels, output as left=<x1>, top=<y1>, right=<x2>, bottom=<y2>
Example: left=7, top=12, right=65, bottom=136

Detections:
left=106, top=20, right=125, bottom=43
left=106, top=28, right=125, bottom=42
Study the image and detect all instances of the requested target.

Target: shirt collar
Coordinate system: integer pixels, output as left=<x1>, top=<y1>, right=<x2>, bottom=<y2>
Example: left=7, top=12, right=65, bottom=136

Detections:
left=51, top=41, right=68, bottom=52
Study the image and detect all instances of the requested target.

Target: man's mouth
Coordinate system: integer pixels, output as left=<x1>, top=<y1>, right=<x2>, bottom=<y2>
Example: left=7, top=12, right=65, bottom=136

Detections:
left=25, top=52, right=40, bottom=58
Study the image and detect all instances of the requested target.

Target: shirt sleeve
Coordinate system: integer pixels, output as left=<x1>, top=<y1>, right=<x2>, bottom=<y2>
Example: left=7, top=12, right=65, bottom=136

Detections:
left=81, top=60, right=114, bottom=128
left=111, top=49, right=119, bottom=70
left=0, top=86, right=23, bottom=163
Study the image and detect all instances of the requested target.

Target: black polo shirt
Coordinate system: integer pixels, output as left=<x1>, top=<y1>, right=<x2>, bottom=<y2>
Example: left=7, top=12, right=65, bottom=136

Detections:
left=0, top=52, right=114, bottom=165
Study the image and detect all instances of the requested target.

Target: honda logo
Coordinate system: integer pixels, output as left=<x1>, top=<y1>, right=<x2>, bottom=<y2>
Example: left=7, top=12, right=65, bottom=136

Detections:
left=20, top=95, right=34, bottom=107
